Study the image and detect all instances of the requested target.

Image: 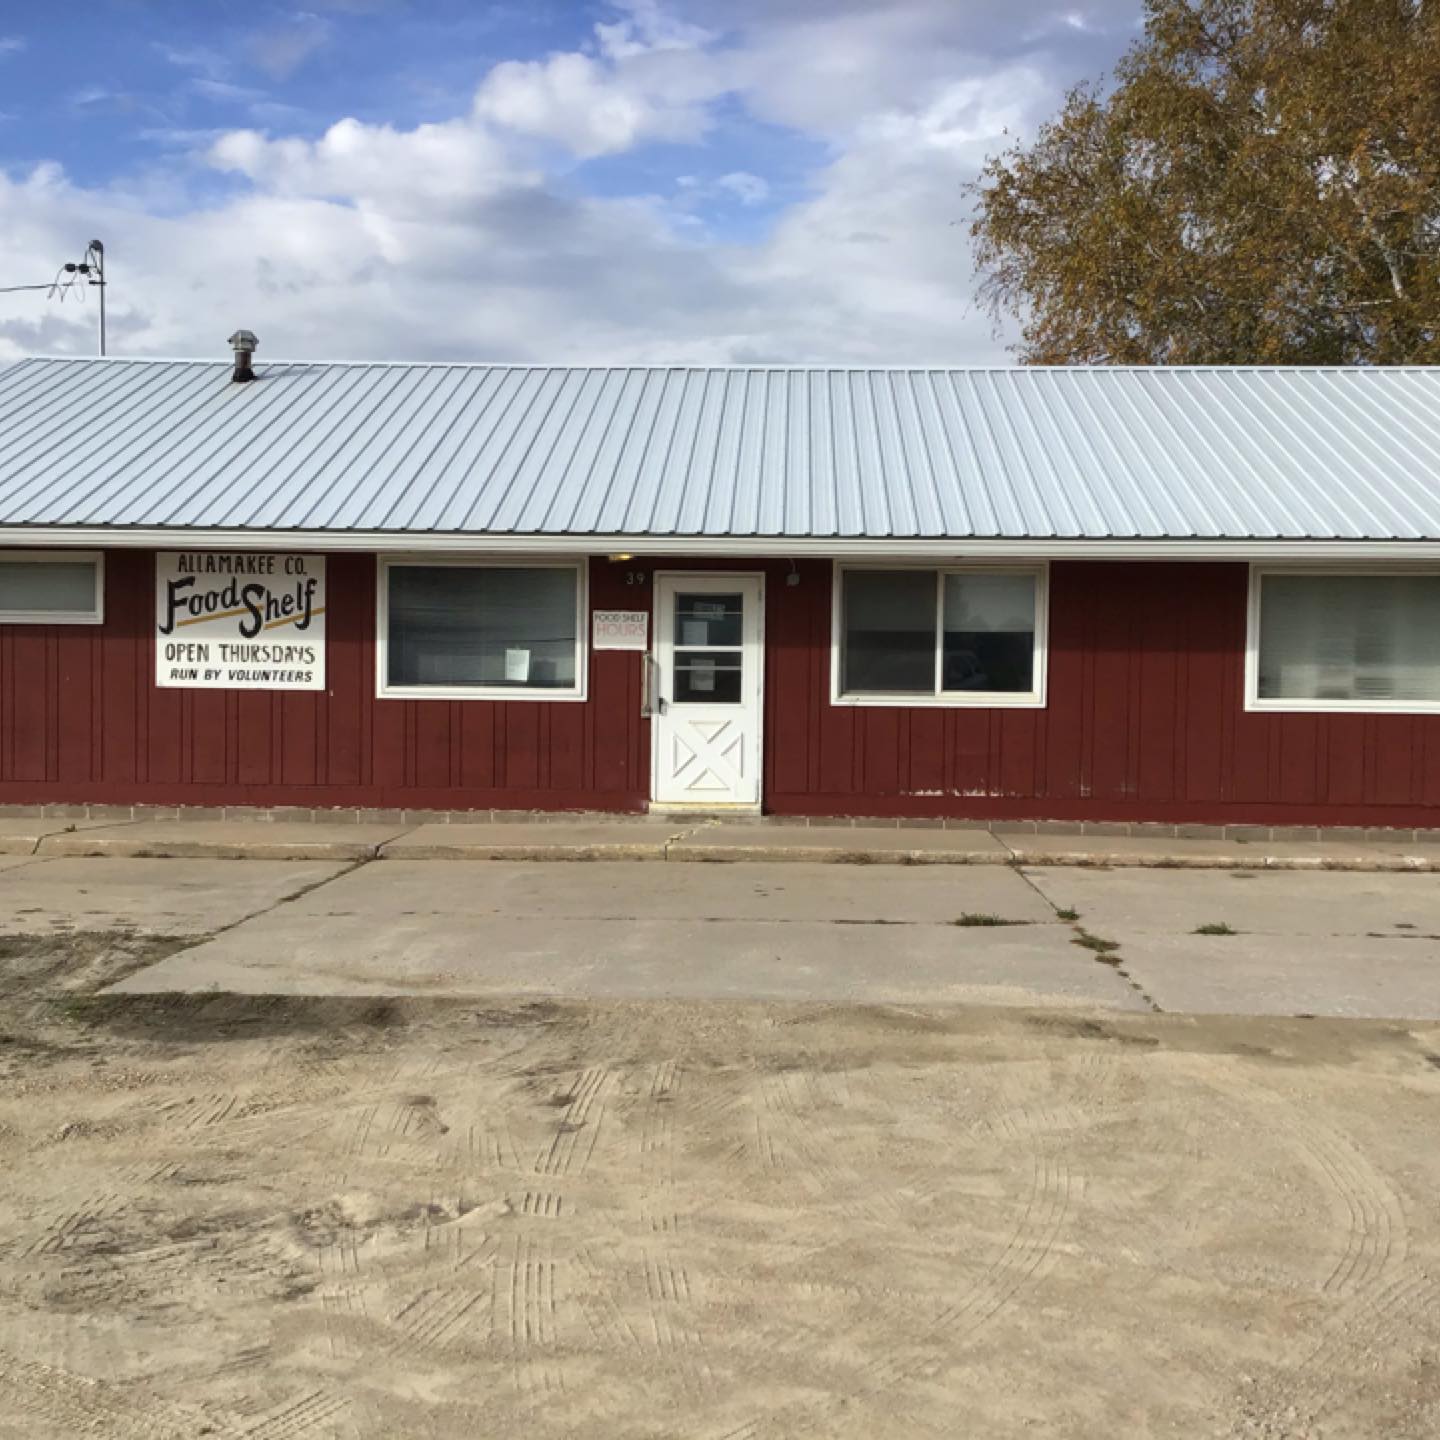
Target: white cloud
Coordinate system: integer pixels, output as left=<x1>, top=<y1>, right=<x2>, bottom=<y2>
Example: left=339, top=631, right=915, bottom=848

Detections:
left=0, top=36, right=26, bottom=57
left=206, top=115, right=523, bottom=218
left=729, top=71, right=1048, bottom=361
left=715, top=171, right=769, bottom=205
left=191, top=77, right=272, bottom=105
left=471, top=0, right=729, bottom=159
left=246, top=16, right=332, bottom=80
left=155, top=42, right=226, bottom=77
left=595, top=0, right=713, bottom=60
left=0, top=1, right=1140, bottom=366
left=473, top=51, right=710, bottom=158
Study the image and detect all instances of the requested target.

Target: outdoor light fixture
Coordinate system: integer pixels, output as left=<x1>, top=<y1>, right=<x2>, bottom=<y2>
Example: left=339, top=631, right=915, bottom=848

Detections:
left=608, top=553, right=634, bottom=562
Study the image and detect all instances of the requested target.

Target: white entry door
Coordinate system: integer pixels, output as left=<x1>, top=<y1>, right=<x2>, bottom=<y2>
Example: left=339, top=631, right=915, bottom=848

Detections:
left=651, top=573, right=764, bottom=807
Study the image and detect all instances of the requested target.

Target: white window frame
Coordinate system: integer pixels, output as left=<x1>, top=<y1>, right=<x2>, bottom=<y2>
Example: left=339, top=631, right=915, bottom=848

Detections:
left=376, top=555, right=589, bottom=702
left=0, top=550, right=104, bottom=625
left=830, top=561, right=1049, bottom=709
left=1245, top=563, right=1440, bottom=715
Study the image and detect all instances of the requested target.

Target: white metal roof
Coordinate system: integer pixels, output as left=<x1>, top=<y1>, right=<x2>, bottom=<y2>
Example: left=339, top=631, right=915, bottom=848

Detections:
left=1, top=357, right=1439, bottom=550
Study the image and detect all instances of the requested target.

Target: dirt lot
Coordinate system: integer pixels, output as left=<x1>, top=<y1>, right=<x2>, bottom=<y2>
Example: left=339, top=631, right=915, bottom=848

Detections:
left=1, top=929, right=1439, bottom=1439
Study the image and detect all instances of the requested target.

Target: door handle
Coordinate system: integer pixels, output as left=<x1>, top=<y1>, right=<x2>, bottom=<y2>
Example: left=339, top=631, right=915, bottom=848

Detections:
left=642, top=654, right=665, bottom=717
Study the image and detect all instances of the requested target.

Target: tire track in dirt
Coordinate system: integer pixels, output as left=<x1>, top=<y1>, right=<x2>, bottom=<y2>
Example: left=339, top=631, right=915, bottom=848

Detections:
left=208, top=1344, right=271, bottom=1378
left=238, top=1388, right=351, bottom=1439
left=37, top=1224, right=310, bottom=1313
left=635, top=1059, right=720, bottom=1401
left=312, top=1224, right=366, bottom=1284
left=318, top=1285, right=368, bottom=1360
left=533, top=1067, right=615, bottom=1179
left=20, top=1191, right=129, bottom=1260
left=1198, top=1071, right=1420, bottom=1433
left=748, top=1066, right=928, bottom=1230
left=0, top=1350, right=238, bottom=1440
left=157, top=1091, right=242, bottom=1131
left=388, top=1287, right=489, bottom=1355
left=641, top=1059, right=681, bottom=1190
left=555, top=1061, right=722, bottom=1406
left=705, top=1070, right=1082, bottom=1440
left=1204, top=1071, right=1407, bottom=1305
left=516, top=1189, right=565, bottom=1219
left=1031, top=1048, right=1206, bottom=1286
left=14, top=1154, right=192, bottom=1264
left=495, top=1230, right=565, bottom=1405
left=876, top=1109, right=1075, bottom=1371
left=345, top=1093, right=452, bottom=1167
left=1301, top=1265, right=1440, bottom=1398
left=457, top=1116, right=523, bottom=1174
left=571, top=1241, right=645, bottom=1355
left=346, top=1218, right=500, bottom=1365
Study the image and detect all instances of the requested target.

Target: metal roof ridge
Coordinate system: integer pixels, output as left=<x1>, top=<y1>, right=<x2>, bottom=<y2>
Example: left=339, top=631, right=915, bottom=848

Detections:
left=11, top=356, right=1440, bottom=375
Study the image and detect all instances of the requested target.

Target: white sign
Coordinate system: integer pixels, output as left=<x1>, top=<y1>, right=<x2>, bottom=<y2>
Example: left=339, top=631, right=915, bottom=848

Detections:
left=155, top=552, right=326, bottom=690
left=592, top=609, right=648, bottom=651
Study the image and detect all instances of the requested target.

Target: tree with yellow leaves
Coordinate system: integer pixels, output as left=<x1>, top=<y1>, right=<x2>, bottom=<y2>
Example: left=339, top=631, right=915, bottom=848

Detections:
left=971, top=0, right=1439, bottom=363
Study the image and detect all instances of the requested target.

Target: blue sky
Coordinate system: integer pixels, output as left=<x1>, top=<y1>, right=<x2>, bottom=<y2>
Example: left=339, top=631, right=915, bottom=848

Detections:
left=0, top=1, right=1141, bottom=363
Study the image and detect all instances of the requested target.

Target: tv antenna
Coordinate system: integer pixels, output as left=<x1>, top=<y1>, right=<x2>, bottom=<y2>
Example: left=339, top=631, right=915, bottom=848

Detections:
left=0, top=239, right=108, bottom=355
left=57, top=240, right=108, bottom=356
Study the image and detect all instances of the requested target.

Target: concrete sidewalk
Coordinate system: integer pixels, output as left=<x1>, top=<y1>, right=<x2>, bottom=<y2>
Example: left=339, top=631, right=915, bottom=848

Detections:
left=92, top=857, right=1440, bottom=1017
left=2, top=811, right=1439, bottom=871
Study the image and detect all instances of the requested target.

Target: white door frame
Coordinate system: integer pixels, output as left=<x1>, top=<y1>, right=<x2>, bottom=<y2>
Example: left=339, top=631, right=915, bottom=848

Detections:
left=649, top=570, right=766, bottom=810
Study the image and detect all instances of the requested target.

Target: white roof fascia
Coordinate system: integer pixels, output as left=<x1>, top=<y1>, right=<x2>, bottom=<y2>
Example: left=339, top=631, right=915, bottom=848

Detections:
left=1, top=525, right=1439, bottom=561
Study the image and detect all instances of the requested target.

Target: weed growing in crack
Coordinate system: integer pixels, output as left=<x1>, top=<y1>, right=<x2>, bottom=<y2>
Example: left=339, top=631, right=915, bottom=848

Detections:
left=1193, top=922, right=1238, bottom=936
left=953, top=913, right=1028, bottom=928
left=1071, top=929, right=1121, bottom=957
left=1055, top=907, right=1079, bottom=922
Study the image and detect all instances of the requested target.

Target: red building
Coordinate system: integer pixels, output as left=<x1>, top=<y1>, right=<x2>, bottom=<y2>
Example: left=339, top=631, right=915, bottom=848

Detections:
left=2, top=351, right=1438, bottom=828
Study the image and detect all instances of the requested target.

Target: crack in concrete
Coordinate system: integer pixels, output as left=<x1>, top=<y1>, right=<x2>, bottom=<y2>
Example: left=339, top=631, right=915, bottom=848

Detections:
left=109, top=857, right=379, bottom=985
left=1001, top=853, right=1164, bottom=1014
left=662, top=821, right=716, bottom=858
left=0, top=854, right=64, bottom=877
left=21, top=816, right=151, bottom=857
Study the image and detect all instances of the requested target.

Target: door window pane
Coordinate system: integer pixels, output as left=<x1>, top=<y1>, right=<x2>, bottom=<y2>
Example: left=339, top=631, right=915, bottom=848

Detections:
left=942, top=572, right=1036, bottom=693
left=0, top=559, right=99, bottom=616
left=673, top=650, right=742, bottom=704
left=674, top=593, right=742, bottom=647
left=387, top=565, right=578, bottom=691
left=1257, top=573, right=1440, bottom=704
left=840, top=569, right=935, bottom=694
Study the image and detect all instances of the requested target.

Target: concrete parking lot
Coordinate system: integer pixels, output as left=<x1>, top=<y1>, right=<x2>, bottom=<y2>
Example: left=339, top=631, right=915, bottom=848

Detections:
left=1, top=855, right=1438, bottom=1438
left=44, top=854, right=1435, bottom=1019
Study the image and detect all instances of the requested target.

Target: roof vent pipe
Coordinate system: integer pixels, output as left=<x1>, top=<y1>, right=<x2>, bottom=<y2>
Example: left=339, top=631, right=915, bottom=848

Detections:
left=227, top=330, right=259, bottom=383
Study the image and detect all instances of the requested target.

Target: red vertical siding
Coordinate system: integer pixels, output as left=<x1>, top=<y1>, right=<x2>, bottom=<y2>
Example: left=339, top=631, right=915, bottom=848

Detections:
left=1, top=550, right=1438, bottom=825
left=762, top=558, right=1440, bottom=827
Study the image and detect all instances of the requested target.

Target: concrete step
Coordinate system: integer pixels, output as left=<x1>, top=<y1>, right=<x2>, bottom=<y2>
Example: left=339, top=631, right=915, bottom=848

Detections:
left=13, top=816, right=1439, bottom=871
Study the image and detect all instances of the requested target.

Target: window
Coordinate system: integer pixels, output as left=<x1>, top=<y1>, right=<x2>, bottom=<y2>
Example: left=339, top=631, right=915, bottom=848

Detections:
left=833, top=565, right=1046, bottom=706
left=379, top=559, right=586, bottom=700
left=1248, top=568, right=1440, bottom=713
left=672, top=590, right=744, bottom=704
left=0, top=552, right=103, bottom=624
